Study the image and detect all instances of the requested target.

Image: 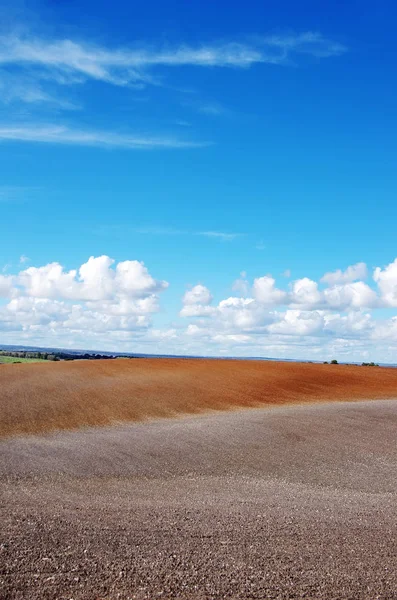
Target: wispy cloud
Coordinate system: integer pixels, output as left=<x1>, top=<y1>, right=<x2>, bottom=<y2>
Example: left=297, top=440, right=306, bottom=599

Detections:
left=0, top=125, right=208, bottom=149
left=0, top=31, right=347, bottom=149
left=133, top=226, right=186, bottom=235
left=198, top=231, right=243, bottom=241
left=93, top=224, right=243, bottom=240
left=262, top=32, right=346, bottom=59
left=198, top=103, right=225, bottom=116
left=0, top=31, right=347, bottom=102
left=0, top=70, right=79, bottom=109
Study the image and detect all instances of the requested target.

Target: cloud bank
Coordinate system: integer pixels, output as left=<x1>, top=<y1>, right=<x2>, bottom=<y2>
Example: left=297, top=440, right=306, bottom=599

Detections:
left=2, top=256, right=397, bottom=362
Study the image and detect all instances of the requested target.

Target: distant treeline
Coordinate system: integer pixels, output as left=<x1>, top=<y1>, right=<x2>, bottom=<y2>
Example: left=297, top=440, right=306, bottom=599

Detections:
left=0, top=350, right=124, bottom=361
left=361, top=362, right=379, bottom=367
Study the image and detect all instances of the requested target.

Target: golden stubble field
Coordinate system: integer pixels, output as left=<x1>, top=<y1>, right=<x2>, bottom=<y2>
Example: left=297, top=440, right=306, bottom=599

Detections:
left=1, top=357, right=397, bottom=437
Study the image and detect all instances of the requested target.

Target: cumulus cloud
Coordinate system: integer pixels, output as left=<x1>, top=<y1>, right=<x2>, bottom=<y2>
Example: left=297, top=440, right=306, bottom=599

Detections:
left=290, top=277, right=321, bottom=307
left=232, top=272, right=249, bottom=297
left=0, top=274, right=14, bottom=298
left=17, top=255, right=168, bottom=301
left=180, top=284, right=214, bottom=317
left=321, top=262, right=368, bottom=285
left=182, top=284, right=213, bottom=306
left=3, top=255, right=397, bottom=362
left=253, top=276, right=287, bottom=305
left=268, top=310, right=324, bottom=336
left=176, top=258, right=397, bottom=362
left=0, top=256, right=168, bottom=347
left=180, top=304, right=216, bottom=318
left=373, top=258, right=397, bottom=307
left=217, top=297, right=266, bottom=330
left=324, top=311, right=373, bottom=336
left=372, top=316, right=397, bottom=342
left=323, top=281, right=378, bottom=310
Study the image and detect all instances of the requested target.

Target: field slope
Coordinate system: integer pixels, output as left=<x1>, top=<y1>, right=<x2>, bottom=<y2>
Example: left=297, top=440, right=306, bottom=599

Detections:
left=1, top=357, right=397, bottom=437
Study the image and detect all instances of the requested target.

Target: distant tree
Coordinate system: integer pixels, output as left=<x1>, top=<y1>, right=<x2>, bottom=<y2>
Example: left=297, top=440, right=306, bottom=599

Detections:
left=323, top=361, right=329, bottom=364
left=330, top=359, right=338, bottom=365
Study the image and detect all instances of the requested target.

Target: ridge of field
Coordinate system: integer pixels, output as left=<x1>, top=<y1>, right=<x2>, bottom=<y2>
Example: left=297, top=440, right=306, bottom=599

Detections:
left=1, top=358, right=397, bottom=437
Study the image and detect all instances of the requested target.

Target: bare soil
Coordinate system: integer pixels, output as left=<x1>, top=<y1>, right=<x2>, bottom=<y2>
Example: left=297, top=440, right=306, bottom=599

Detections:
left=1, top=399, right=397, bottom=599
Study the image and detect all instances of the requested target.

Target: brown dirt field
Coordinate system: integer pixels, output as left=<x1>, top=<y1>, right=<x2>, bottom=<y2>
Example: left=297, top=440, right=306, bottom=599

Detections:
left=1, top=358, right=397, bottom=437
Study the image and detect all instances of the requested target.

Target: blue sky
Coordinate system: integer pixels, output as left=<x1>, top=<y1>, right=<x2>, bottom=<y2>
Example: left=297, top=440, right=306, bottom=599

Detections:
left=1, top=0, right=397, bottom=361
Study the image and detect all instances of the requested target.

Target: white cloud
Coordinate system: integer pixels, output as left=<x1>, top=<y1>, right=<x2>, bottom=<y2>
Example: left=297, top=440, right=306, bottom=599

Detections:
left=0, top=274, right=13, bottom=297
left=323, top=281, right=378, bottom=310
left=198, top=231, right=242, bottom=241
left=16, top=255, right=168, bottom=301
left=150, top=328, right=178, bottom=340
left=174, top=257, right=397, bottom=362
left=180, top=304, right=216, bottom=318
left=0, top=125, right=206, bottom=149
left=232, top=272, right=249, bottom=297
left=372, top=317, right=397, bottom=342
left=0, top=256, right=168, bottom=346
left=0, top=31, right=347, bottom=155
left=0, top=70, right=78, bottom=109
left=186, top=323, right=206, bottom=337
left=373, top=258, right=397, bottom=307
left=321, top=262, right=368, bottom=285
left=263, top=32, right=346, bottom=59
left=324, top=311, right=373, bottom=336
left=217, top=296, right=273, bottom=330
left=182, top=284, right=213, bottom=306
left=4, top=254, right=397, bottom=363
left=212, top=333, right=251, bottom=344
left=253, top=276, right=287, bottom=305
left=198, top=103, right=225, bottom=116
left=18, top=262, right=79, bottom=299
left=180, top=284, right=215, bottom=317
left=288, top=275, right=377, bottom=311
left=268, top=310, right=324, bottom=336
left=290, top=277, right=321, bottom=307
left=0, top=32, right=347, bottom=93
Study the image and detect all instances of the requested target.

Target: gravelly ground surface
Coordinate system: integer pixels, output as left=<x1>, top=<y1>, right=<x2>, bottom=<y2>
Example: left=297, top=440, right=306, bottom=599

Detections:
left=1, top=400, right=397, bottom=599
